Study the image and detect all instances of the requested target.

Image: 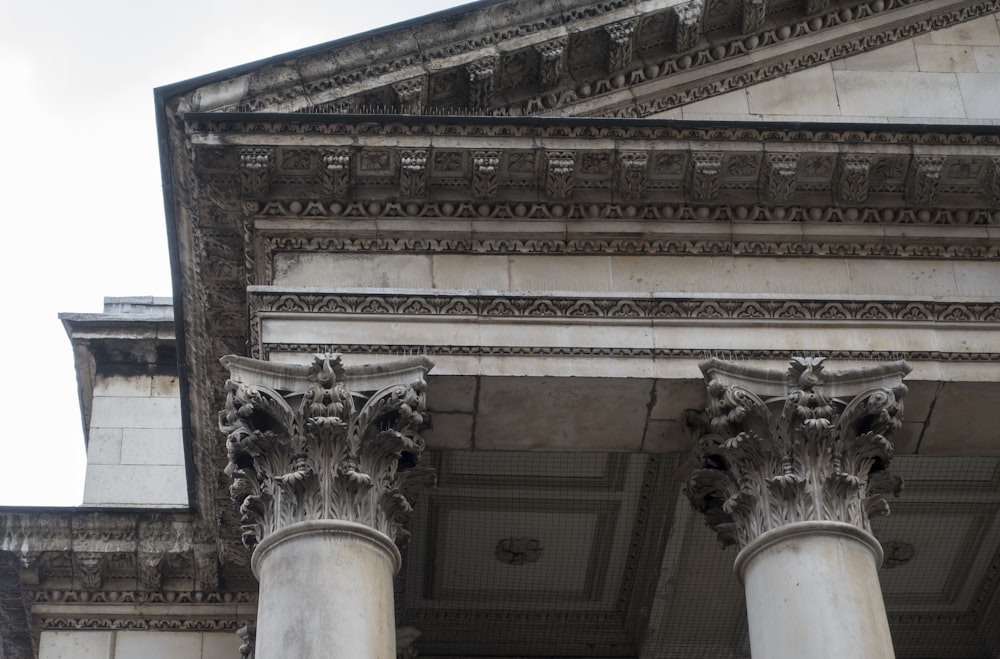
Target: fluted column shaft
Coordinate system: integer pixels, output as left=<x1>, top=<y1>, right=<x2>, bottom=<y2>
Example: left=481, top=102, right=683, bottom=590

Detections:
left=687, top=357, right=910, bottom=659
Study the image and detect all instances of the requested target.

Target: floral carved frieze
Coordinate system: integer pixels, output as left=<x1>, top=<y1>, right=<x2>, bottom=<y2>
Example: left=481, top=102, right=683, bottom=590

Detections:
left=219, top=353, right=435, bottom=550
left=686, top=357, right=910, bottom=549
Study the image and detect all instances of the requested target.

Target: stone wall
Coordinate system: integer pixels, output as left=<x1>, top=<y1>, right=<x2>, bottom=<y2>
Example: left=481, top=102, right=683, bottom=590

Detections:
left=82, top=374, right=186, bottom=508
left=39, top=631, right=238, bottom=659
left=654, top=13, right=1000, bottom=123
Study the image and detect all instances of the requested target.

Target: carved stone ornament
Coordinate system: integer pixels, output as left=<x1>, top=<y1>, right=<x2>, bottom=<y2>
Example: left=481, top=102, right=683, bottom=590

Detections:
left=237, top=624, right=256, bottom=659
left=834, top=153, right=871, bottom=205
left=535, top=38, right=568, bottom=89
left=219, top=353, right=435, bottom=550
left=496, top=537, right=543, bottom=565
left=239, top=148, right=273, bottom=196
left=672, top=0, right=704, bottom=52
left=906, top=155, right=945, bottom=206
left=686, top=356, right=910, bottom=550
left=321, top=149, right=351, bottom=198
left=741, top=0, right=766, bottom=34
left=472, top=151, right=501, bottom=200
left=619, top=152, right=649, bottom=199
left=545, top=151, right=575, bottom=199
left=689, top=152, right=723, bottom=201
left=399, top=149, right=429, bottom=198
left=466, top=56, right=498, bottom=111
left=761, top=153, right=799, bottom=203
left=605, top=19, right=636, bottom=72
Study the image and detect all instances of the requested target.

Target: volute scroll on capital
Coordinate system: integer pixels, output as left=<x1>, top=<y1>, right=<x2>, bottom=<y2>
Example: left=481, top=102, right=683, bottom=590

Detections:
left=218, top=353, right=435, bottom=551
left=686, top=356, right=910, bottom=550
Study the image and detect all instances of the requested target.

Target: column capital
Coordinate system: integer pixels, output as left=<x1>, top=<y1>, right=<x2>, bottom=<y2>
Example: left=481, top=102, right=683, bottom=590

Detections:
left=219, top=353, right=435, bottom=551
left=686, top=356, right=910, bottom=550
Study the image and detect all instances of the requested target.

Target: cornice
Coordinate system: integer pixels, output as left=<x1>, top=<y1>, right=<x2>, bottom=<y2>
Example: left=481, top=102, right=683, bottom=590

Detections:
left=166, top=0, right=999, bottom=119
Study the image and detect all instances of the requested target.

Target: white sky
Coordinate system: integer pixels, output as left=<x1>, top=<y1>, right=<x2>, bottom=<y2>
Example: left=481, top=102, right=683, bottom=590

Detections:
left=0, top=0, right=463, bottom=506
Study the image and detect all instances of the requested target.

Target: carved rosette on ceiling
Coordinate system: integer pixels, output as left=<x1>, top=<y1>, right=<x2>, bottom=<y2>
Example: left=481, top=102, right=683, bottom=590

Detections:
left=219, top=353, right=435, bottom=550
left=686, top=356, right=910, bottom=550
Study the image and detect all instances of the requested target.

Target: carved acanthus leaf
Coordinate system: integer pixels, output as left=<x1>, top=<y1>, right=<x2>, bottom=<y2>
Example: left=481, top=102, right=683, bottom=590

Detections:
left=239, top=148, right=273, bottom=196
left=392, top=77, right=426, bottom=114
left=545, top=151, right=575, bottom=199
left=220, top=354, right=435, bottom=550
left=741, top=0, right=766, bottom=34
left=237, top=624, right=256, bottom=659
left=472, top=151, right=501, bottom=200
left=686, top=356, right=910, bottom=550
left=535, top=38, right=568, bottom=89
left=467, top=57, right=498, bottom=111
left=605, top=19, right=636, bottom=72
left=321, top=149, right=352, bottom=198
left=906, top=155, right=945, bottom=206
left=835, top=154, right=871, bottom=205
left=672, top=0, right=704, bottom=52
left=761, top=153, right=799, bottom=203
left=619, top=152, right=649, bottom=199
left=689, top=152, right=723, bottom=201
left=399, top=149, right=429, bottom=198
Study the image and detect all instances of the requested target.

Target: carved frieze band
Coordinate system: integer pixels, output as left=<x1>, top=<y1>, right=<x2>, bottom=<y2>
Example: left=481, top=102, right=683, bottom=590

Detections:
left=258, top=343, right=1000, bottom=364
left=249, top=291, right=1000, bottom=323
left=219, top=354, right=434, bottom=549
left=686, top=357, right=909, bottom=549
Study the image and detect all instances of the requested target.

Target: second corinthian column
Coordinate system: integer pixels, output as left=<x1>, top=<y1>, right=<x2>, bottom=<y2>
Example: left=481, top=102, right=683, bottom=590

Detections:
left=687, top=356, right=910, bottom=659
left=219, top=354, right=435, bottom=659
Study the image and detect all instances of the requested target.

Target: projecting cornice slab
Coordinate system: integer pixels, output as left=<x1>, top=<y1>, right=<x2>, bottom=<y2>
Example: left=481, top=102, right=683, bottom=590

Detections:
left=160, top=0, right=999, bottom=118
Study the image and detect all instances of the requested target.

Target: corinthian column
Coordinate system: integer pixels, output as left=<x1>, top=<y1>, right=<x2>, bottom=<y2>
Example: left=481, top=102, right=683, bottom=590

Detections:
left=686, top=356, right=910, bottom=659
left=219, top=353, right=434, bottom=659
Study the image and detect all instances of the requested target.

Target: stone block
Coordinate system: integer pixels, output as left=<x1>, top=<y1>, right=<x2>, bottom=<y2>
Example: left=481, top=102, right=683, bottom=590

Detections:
left=648, top=379, right=707, bottom=421
left=432, top=254, right=510, bottom=290
left=920, top=382, right=1000, bottom=454
left=150, top=376, right=180, bottom=397
left=90, top=396, right=182, bottom=430
left=957, top=73, right=1000, bottom=118
left=87, top=428, right=123, bottom=465
left=475, top=377, right=653, bottom=450
left=831, top=41, right=918, bottom=72
left=271, top=252, right=434, bottom=288
left=846, top=260, right=959, bottom=297
left=426, top=375, right=477, bottom=412
left=115, top=631, right=202, bottom=659
left=713, top=257, right=851, bottom=295
left=424, top=412, right=474, bottom=449
left=915, top=45, right=977, bottom=72
left=834, top=71, right=966, bottom=118
left=201, top=633, right=241, bottom=659
left=509, top=255, right=611, bottom=291
left=953, top=261, right=1000, bottom=297
left=642, top=418, right=696, bottom=453
left=927, top=15, right=1000, bottom=46
left=83, top=465, right=188, bottom=507
left=39, top=630, right=112, bottom=659
left=746, top=65, right=839, bottom=116
left=261, top=315, right=480, bottom=349
left=93, top=375, right=152, bottom=398
left=120, top=428, right=185, bottom=465
left=974, top=46, right=1000, bottom=71
left=892, top=422, right=923, bottom=455
left=609, top=256, right=717, bottom=293
left=680, top=89, right=750, bottom=116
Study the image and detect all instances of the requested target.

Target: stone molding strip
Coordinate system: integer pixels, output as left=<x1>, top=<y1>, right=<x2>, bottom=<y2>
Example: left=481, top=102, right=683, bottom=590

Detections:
left=249, top=291, right=1000, bottom=323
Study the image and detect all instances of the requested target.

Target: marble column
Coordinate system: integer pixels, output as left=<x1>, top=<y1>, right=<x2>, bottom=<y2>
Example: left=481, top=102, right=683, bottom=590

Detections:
left=220, top=353, right=434, bottom=659
left=686, top=356, right=910, bottom=659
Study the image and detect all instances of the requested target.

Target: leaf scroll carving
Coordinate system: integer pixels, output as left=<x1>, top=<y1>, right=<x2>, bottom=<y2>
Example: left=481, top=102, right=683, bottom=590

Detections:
left=219, top=354, right=435, bottom=550
left=686, top=356, right=909, bottom=550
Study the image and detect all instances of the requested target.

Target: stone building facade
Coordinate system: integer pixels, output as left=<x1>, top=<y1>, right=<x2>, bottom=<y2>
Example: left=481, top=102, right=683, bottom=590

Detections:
left=2, top=0, right=1000, bottom=657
